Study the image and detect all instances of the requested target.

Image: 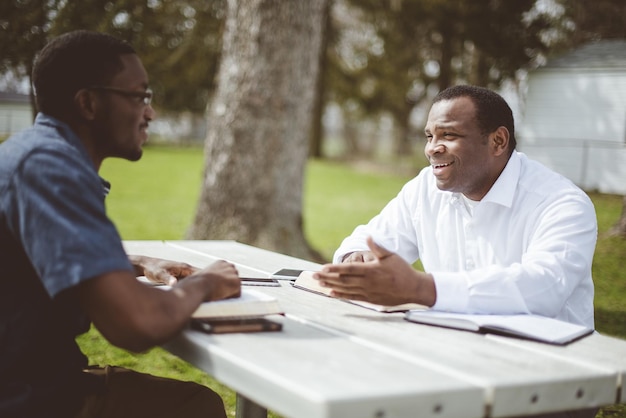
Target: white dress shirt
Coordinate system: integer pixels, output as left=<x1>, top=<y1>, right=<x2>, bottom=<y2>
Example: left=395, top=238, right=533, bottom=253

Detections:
left=334, top=152, right=597, bottom=328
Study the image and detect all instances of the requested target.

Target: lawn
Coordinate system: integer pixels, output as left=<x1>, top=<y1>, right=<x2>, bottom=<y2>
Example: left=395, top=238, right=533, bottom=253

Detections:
left=79, top=144, right=626, bottom=417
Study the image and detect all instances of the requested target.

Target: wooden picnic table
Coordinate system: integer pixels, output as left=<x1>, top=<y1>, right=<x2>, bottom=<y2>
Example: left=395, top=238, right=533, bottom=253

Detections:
left=124, top=240, right=626, bottom=418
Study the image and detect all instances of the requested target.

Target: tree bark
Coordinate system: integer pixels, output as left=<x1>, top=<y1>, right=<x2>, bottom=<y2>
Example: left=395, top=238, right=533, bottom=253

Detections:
left=309, top=0, right=331, bottom=159
left=187, top=0, right=329, bottom=262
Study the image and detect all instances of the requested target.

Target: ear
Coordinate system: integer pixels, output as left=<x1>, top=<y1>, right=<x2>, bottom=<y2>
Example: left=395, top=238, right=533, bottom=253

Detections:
left=74, top=89, right=97, bottom=121
left=491, top=126, right=510, bottom=156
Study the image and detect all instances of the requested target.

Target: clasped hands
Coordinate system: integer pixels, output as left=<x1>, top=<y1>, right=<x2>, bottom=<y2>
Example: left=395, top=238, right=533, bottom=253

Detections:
left=313, top=236, right=436, bottom=307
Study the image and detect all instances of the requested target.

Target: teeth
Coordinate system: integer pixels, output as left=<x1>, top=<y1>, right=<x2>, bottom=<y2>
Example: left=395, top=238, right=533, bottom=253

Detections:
left=434, top=162, right=451, bottom=168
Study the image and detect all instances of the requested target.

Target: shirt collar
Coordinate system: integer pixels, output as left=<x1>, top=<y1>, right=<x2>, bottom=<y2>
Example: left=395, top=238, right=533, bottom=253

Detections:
left=480, top=151, right=521, bottom=208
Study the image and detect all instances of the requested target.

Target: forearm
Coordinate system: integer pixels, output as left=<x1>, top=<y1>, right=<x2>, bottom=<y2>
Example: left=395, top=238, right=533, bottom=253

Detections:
left=79, top=271, right=216, bottom=352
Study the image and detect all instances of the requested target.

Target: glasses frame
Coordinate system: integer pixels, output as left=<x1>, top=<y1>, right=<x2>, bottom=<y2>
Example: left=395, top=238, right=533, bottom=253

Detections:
left=87, top=85, right=153, bottom=106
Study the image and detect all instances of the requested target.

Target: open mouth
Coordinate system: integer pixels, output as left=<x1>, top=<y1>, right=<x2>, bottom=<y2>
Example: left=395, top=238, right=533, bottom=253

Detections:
left=432, top=162, right=453, bottom=169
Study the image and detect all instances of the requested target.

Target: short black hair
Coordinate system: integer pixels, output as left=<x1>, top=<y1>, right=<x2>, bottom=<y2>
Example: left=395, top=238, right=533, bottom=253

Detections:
left=432, top=85, right=516, bottom=152
left=32, top=30, right=136, bottom=118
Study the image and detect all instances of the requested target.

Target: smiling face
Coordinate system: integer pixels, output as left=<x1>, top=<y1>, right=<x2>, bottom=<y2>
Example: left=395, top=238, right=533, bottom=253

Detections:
left=424, top=96, right=507, bottom=201
left=90, top=54, right=155, bottom=163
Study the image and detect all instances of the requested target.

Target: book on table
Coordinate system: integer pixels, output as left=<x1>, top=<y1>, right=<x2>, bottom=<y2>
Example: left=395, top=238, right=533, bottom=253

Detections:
left=137, top=277, right=283, bottom=319
left=293, top=270, right=427, bottom=313
left=404, top=310, right=594, bottom=345
left=192, top=288, right=283, bottom=319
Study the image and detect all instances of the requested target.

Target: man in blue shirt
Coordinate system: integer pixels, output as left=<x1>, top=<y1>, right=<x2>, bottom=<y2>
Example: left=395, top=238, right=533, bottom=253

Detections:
left=0, top=31, right=239, bottom=418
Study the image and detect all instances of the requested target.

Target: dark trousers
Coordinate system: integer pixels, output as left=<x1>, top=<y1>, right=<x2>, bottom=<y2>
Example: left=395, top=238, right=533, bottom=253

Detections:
left=74, top=366, right=227, bottom=418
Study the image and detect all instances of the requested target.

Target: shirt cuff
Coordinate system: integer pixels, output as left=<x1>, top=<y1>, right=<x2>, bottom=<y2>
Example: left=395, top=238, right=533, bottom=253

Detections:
left=431, top=271, right=470, bottom=312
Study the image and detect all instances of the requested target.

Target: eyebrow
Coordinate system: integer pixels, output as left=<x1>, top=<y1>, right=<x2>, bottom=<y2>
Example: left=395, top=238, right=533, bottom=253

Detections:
left=425, top=123, right=454, bottom=133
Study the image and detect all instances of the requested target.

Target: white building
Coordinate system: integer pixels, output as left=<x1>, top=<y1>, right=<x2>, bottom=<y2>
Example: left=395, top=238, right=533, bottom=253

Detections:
left=518, top=39, right=626, bottom=195
left=0, top=92, right=32, bottom=136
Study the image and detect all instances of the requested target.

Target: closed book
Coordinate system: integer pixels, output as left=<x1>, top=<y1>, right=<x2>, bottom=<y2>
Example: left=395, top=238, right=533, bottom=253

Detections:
left=137, top=277, right=283, bottom=319
left=293, top=270, right=427, bottom=313
left=192, top=288, right=283, bottom=319
left=404, top=310, right=594, bottom=345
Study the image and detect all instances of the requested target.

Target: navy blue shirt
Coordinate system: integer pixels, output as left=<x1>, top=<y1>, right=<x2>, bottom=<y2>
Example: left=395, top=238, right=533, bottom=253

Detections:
left=0, top=114, right=134, bottom=417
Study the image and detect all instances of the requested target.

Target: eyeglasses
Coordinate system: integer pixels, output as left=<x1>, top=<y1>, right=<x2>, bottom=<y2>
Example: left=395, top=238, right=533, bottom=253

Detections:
left=87, top=86, right=153, bottom=106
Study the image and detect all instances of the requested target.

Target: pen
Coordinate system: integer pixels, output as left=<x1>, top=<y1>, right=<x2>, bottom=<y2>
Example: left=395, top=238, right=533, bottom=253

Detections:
left=240, top=277, right=280, bottom=287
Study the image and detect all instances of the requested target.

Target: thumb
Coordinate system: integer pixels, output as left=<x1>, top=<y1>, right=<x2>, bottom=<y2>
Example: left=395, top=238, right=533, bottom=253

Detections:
left=151, top=269, right=177, bottom=286
left=366, top=236, right=394, bottom=261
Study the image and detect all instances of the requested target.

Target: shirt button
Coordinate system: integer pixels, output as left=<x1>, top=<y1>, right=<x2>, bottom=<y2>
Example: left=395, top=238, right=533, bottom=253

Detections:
left=466, top=259, right=475, bottom=269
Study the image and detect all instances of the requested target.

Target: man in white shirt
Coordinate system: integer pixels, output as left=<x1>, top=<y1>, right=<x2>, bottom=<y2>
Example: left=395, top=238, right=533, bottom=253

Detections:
left=315, top=85, right=597, bottom=330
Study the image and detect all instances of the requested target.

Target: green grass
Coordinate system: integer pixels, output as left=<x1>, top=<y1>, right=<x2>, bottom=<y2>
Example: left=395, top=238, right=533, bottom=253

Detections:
left=79, top=144, right=626, bottom=417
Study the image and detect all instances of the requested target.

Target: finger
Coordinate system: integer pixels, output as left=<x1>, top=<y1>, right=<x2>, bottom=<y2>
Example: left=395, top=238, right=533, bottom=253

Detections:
left=366, top=236, right=394, bottom=261
left=314, top=269, right=340, bottom=280
left=153, top=269, right=177, bottom=286
left=177, top=264, right=198, bottom=278
left=362, top=252, right=377, bottom=262
left=321, top=263, right=364, bottom=275
left=145, top=269, right=177, bottom=286
left=328, top=288, right=367, bottom=301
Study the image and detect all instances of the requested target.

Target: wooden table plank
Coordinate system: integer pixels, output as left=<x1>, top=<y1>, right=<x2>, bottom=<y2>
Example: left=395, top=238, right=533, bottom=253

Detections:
left=165, top=315, right=484, bottom=418
left=271, top=284, right=617, bottom=416
left=166, top=240, right=322, bottom=276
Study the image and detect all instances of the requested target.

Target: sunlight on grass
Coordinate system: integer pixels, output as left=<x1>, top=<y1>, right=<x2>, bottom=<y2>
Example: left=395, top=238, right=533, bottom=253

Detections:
left=304, top=159, right=412, bottom=260
left=101, top=145, right=204, bottom=239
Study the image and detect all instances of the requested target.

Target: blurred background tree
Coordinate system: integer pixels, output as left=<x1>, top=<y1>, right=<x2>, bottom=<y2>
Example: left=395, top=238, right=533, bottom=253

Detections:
left=1, top=0, right=624, bottom=249
left=322, top=0, right=552, bottom=157
left=2, top=0, right=624, bottom=156
left=186, top=0, right=330, bottom=260
left=1, top=0, right=225, bottom=120
left=0, top=0, right=62, bottom=116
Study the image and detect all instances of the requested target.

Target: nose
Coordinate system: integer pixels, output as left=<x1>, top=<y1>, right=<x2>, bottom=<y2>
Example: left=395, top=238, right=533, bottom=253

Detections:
left=425, top=138, right=445, bottom=157
left=145, top=104, right=156, bottom=121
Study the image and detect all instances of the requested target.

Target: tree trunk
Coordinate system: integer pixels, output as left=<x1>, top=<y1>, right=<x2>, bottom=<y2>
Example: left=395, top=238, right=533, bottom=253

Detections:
left=608, top=195, right=626, bottom=238
left=438, top=26, right=454, bottom=91
left=187, top=0, right=329, bottom=262
left=309, top=0, right=331, bottom=159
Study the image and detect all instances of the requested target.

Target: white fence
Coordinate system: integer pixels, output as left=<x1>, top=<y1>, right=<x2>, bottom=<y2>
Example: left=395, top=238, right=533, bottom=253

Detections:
left=0, top=106, right=32, bottom=136
left=519, top=138, right=626, bottom=195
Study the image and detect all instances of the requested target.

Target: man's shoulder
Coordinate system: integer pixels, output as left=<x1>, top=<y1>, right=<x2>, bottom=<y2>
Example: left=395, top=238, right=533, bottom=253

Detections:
left=1, top=125, right=85, bottom=174
left=2, top=122, right=75, bottom=159
left=518, top=153, right=579, bottom=190
left=517, top=152, right=592, bottom=205
left=0, top=125, right=97, bottom=213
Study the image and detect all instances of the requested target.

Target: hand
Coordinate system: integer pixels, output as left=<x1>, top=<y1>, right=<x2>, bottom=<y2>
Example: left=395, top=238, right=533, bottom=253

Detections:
left=129, top=255, right=198, bottom=286
left=315, top=236, right=436, bottom=307
left=342, top=251, right=377, bottom=263
left=193, top=260, right=241, bottom=302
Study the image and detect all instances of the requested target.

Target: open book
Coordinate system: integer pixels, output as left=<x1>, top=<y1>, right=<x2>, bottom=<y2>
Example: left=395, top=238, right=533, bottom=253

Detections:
left=193, top=288, right=283, bottom=319
left=404, top=310, right=593, bottom=345
left=293, top=270, right=427, bottom=313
